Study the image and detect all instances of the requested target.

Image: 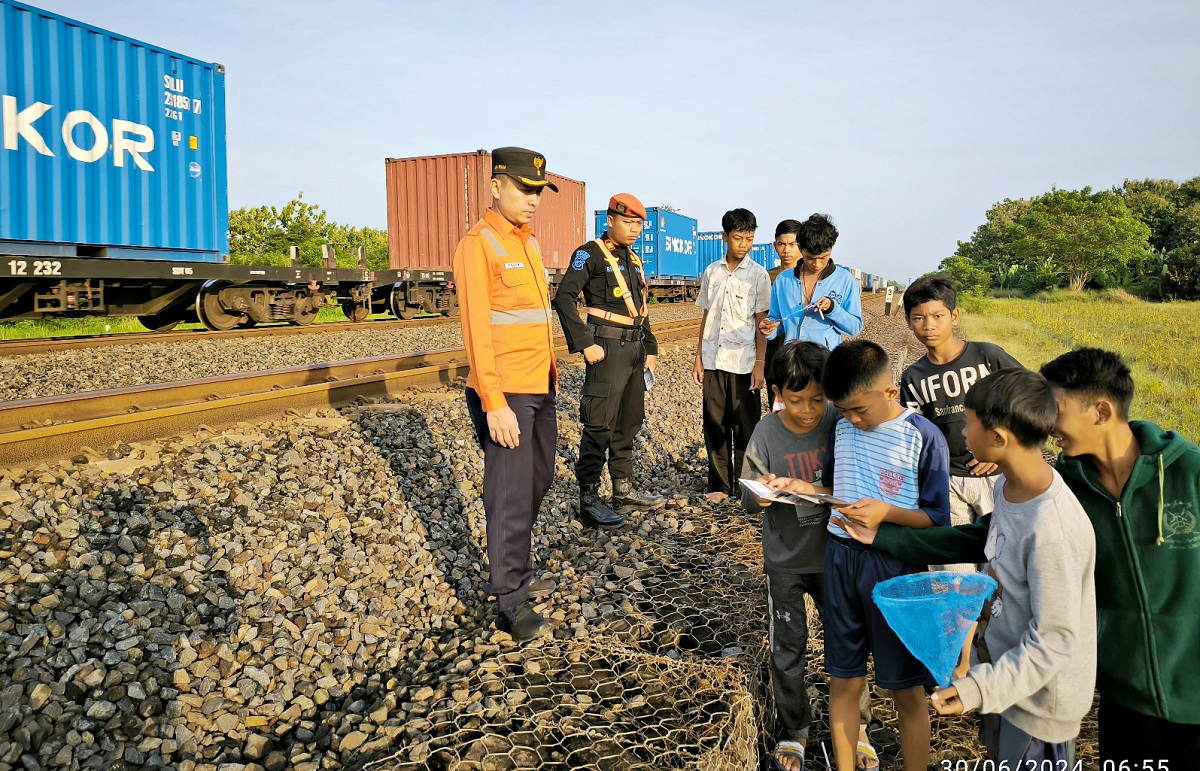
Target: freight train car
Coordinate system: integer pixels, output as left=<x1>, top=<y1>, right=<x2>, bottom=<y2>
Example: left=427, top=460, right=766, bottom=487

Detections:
left=0, top=0, right=374, bottom=330
left=750, top=243, right=777, bottom=271
left=379, top=151, right=586, bottom=319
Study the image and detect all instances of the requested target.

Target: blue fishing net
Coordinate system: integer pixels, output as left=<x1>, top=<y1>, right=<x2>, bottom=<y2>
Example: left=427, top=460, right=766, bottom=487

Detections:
left=872, top=571, right=998, bottom=687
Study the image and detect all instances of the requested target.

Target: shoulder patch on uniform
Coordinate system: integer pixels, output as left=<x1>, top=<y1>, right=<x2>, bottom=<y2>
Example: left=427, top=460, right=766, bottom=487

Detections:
left=571, top=249, right=589, bottom=271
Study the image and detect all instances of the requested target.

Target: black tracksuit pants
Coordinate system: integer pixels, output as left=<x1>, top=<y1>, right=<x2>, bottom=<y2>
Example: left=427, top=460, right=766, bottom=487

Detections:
left=577, top=335, right=646, bottom=486
left=768, top=570, right=873, bottom=741
left=466, top=389, right=556, bottom=611
left=702, top=369, right=761, bottom=496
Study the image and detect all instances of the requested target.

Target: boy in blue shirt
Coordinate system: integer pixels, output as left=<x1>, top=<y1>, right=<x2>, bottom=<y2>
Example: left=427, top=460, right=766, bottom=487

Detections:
left=759, top=214, right=863, bottom=351
left=776, top=339, right=950, bottom=771
left=741, top=341, right=879, bottom=771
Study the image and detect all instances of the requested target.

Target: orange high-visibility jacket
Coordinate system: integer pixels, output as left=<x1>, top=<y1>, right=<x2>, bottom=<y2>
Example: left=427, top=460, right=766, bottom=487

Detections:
left=453, top=209, right=558, bottom=412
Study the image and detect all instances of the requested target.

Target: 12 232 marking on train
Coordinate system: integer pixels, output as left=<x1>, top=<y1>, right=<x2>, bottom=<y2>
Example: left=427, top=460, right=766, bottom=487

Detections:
left=6, top=260, right=62, bottom=276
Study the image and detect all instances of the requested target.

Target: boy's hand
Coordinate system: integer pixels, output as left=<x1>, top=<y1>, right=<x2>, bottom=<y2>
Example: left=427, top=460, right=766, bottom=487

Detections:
left=758, top=318, right=780, bottom=336
left=967, top=459, right=998, bottom=476
left=810, top=297, right=834, bottom=315
left=750, top=361, right=765, bottom=391
left=766, top=477, right=814, bottom=495
left=830, top=515, right=878, bottom=545
left=930, top=686, right=965, bottom=716
left=837, top=498, right=890, bottom=529
left=693, top=356, right=704, bottom=387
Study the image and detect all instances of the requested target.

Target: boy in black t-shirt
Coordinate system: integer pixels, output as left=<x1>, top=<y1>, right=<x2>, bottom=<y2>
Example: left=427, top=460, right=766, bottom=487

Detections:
left=900, top=276, right=1021, bottom=570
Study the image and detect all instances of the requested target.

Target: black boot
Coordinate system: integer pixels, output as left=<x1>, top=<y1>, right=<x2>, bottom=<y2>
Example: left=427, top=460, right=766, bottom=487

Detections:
left=495, top=601, right=551, bottom=642
left=612, top=478, right=666, bottom=515
left=579, top=483, right=624, bottom=529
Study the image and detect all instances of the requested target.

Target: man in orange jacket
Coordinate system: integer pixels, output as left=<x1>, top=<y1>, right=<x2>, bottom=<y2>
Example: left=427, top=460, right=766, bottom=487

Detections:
left=453, top=147, right=559, bottom=642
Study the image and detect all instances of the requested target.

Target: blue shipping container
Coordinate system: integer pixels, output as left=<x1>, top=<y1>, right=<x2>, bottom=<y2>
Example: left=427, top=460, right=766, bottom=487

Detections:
left=1, top=0, right=228, bottom=261
left=698, top=233, right=779, bottom=272
left=698, top=231, right=724, bottom=270
left=751, top=243, right=777, bottom=271
left=593, top=207, right=698, bottom=278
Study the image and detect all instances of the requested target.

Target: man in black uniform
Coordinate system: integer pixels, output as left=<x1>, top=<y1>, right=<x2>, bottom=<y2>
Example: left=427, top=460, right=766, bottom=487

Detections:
left=552, top=193, right=667, bottom=528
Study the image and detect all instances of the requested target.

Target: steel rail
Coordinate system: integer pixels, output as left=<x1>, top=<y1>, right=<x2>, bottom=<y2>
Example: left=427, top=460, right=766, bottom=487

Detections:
left=0, top=319, right=701, bottom=469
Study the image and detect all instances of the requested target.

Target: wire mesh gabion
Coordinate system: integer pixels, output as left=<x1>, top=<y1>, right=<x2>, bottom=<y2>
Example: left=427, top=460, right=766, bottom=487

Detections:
left=363, top=641, right=759, bottom=771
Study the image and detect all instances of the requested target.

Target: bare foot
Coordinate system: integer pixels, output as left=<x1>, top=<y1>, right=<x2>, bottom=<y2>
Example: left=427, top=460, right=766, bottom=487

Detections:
left=704, top=491, right=729, bottom=503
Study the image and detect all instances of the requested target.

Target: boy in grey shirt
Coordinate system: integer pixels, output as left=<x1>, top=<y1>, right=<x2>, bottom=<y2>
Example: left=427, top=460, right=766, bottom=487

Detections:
left=929, top=368, right=1096, bottom=764
left=741, top=342, right=877, bottom=771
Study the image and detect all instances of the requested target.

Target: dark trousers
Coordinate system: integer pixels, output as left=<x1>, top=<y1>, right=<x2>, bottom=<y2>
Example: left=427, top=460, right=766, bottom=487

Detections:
left=702, top=369, right=761, bottom=495
left=466, top=388, right=556, bottom=611
left=1099, top=692, right=1200, bottom=765
left=768, top=571, right=824, bottom=741
left=577, top=336, right=645, bottom=485
left=768, top=570, right=872, bottom=741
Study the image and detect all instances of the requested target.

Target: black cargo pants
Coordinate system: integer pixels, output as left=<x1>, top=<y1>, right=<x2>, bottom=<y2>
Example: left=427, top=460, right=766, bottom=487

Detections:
left=576, top=325, right=647, bottom=486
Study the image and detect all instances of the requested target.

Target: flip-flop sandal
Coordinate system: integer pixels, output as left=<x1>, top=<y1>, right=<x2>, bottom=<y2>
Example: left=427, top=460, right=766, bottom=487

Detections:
left=856, top=740, right=880, bottom=771
left=771, top=740, right=806, bottom=771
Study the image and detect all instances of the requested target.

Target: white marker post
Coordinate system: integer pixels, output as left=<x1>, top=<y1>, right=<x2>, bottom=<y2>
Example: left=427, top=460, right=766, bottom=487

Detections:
left=885, top=285, right=896, bottom=316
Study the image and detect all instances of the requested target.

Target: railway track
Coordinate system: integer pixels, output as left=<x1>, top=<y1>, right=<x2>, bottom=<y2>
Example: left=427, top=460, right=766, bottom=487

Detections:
left=0, top=314, right=458, bottom=357
left=0, top=294, right=887, bottom=358
left=0, top=318, right=702, bottom=468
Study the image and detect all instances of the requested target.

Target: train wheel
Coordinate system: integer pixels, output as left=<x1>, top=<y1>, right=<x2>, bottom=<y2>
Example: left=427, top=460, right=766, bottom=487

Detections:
left=137, top=313, right=182, bottom=332
left=293, top=300, right=319, bottom=326
left=195, top=282, right=244, bottom=331
left=341, top=301, right=371, bottom=322
left=390, top=286, right=419, bottom=320
left=442, top=302, right=460, bottom=318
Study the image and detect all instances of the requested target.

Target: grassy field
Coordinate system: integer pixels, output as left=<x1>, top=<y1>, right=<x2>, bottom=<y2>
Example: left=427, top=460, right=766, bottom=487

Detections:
left=960, top=291, right=1200, bottom=438
left=0, top=307, right=405, bottom=340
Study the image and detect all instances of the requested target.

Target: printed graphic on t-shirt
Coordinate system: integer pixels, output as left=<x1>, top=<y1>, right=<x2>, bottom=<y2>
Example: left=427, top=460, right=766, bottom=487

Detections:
left=784, top=447, right=825, bottom=483
left=902, top=363, right=991, bottom=407
left=901, top=342, right=1021, bottom=476
left=879, top=468, right=906, bottom=497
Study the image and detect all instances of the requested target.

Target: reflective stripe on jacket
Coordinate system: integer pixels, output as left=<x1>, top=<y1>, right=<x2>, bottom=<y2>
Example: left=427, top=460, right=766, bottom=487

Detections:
left=453, top=209, right=557, bottom=411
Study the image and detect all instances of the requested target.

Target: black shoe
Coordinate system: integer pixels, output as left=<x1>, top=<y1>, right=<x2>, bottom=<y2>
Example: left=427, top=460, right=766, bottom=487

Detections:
left=495, top=601, right=551, bottom=642
left=579, top=484, right=625, bottom=529
left=612, top=478, right=666, bottom=515
left=528, top=577, right=556, bottom=598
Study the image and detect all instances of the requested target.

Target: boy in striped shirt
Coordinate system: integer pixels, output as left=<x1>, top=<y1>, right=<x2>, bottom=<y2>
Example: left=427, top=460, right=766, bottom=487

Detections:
left=777, top=339, right=950, bottom=771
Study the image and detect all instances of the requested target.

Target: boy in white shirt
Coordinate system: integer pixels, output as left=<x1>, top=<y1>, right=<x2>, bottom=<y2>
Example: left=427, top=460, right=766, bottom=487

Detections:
left=693, top=208, right=772, bottom=502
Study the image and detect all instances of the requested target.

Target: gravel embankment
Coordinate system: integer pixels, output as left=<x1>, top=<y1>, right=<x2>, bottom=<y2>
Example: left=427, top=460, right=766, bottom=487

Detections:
left=0, top=299, right=1046, bottom=770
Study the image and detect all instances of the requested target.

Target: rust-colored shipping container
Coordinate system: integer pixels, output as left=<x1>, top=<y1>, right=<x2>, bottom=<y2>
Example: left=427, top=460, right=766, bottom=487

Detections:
left=385, top=151, right=586, bottom=271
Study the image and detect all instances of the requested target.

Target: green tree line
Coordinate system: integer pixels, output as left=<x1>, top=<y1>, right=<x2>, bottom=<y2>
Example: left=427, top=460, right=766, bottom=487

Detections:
left=940, top=177, right=1200, bottom=300
left=228, top=194, right=390, bottom=271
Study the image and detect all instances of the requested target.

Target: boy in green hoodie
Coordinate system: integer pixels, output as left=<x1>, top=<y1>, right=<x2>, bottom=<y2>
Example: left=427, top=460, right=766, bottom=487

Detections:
left=837, top=347, right=1200, bottom=765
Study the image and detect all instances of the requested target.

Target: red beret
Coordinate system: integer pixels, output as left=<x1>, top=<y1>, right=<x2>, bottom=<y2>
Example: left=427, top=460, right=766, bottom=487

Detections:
left=607, top=193, right=646, bottom=220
